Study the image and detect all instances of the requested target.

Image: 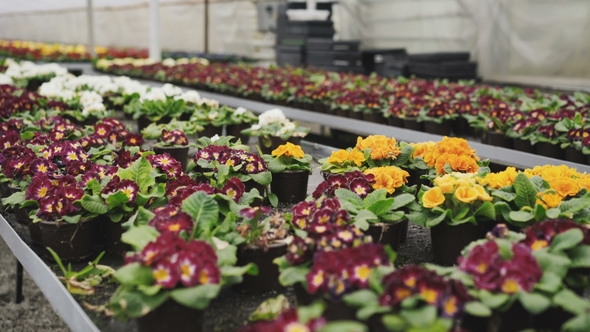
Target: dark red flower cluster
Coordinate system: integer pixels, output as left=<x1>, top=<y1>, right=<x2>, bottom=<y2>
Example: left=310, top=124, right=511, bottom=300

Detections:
left=285, top=223, right=370, bottom=265
left=113, top=149, right=141, bottom=168
left=166, top=177, right=245, bottom=206
left=380, top=265, right=472, bottom=319
left=0, top=86, right=40, bottom=118
left=146, top=153, right=182, bottom=179
left=291, top=197, right=350, bottom=230
left=306, top=243, right=390, bottom=298
left=125, top=232, right=220, bottom=289
left=160, top=129, right=188, bottom=146
left=148, top=205, right=194, bottom=235
left=312, top=171, right=375, bottom=198
left=458, top=241, right=542, bottom=294
left=521, top=219, right=590, bottom=251
left=1, top=145, right=36, bottom=179
left=194, top=145, right=267, bottom=174
left=239, top=308, right=326, bottom=332
left=26, top=173, right=84, bottom=221
left=101, top=176, right=139, bottom=203
left=83, top=118, right=142, bottom=149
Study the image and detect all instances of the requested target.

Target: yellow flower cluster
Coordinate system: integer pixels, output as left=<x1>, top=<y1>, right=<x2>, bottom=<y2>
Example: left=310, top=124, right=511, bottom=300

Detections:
left=355, top=135, right=401, bottom=161
left=524, top=164, right=590, bottom=198
left=364, top=166, right=409, bottom=194
left=327, top=149, right=366, bottom=167
left=422, top=173, right=492, bottom=208
left=272, top=143, right=305, bottom=159
left=478, top=167, right=518, bottom=189
left=1, top=40, right=89, bottom=56
left=411, top=137, right=479, bottom=175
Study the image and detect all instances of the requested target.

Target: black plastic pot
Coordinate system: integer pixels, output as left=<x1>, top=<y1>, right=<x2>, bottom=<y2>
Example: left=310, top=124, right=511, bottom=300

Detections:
left=294, top=283, right=316, bottom=306
left=323, top=301, right=358, bottom=322
left=485, top=132, right=512, bottom=148
left=233, top=242, right=287, bottom=293
left=387, top=116, right=404, bottom=128
left=137, top=300, right=204, bottom=332
left=513, top=138, right=535, bottom=154
left=29, top=223, right=42, bottom=247
left=349, top=111, right=363, bottom=120
left=199, top=124, right=223, bottom=138
left=271, top=170, right=310, bottom=203
left=452, top=117, right=470, bottom=136
left=102, top=219, right=132, bottom=255
left=226, top=123, right=251, bottom=144
left=402, top=118, right=423, bottom=131
left=424, top=120, right=451, bottom=136
left=362, top=112, right=385, bottom=124
left=26, top=78, right=45, bottom=92
left=335, top=109, right=349, bottom=118
left=364, top=222, right=403, bottom=251
left=430, top=222, right=487, bottom=266
left=398, top=219, right=409, bottom=243
left=39, top=218, right=102, bottom=263
left=313, top=102, right=327, bottom=113
left=464, top=302, right=532, bottom=332
left=9, top=185, right=31, bottom=225
left=153, top=146, right=189, bottom=172
left=535, top=142, right=565, bottom=160
left=565, top=146, right=586, bottom=164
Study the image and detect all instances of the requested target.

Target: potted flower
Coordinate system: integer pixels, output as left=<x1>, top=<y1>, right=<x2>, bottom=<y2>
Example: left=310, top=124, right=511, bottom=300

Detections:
left=409, top=172, right=497, bottom=265
left=151, top=129, right=191, bottom=171
left=418, top=99, right=457, bottom=136
left=225, top=106, right=258, bottom=143
left=319, top=148, right=366, bottom=175
left=233, top=206, right=291, bottom=292
left=554, top=113, right=587, bottom=163
left=240, top=109, right=310, bottom=154
left=263, top=142, right=312, bottom=203
left=125, top=96, right=187, bottom=131
left=191, top=103, right=228, bottom=138
left=505, top=117, right=541, bottom=154
left=343, top=264, right=475, bottom=332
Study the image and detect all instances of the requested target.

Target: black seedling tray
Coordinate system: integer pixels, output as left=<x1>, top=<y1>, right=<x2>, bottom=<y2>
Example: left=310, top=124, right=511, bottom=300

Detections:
left=306, top=50, right=363, bottom=67
left=407, top=52, right=470, bottom=63
left=306, top=39, right=360, bottom=52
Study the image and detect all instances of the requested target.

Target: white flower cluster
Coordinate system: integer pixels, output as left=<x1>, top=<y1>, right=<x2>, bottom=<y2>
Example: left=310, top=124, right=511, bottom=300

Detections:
left=252, top=108, right=305, bottom=137
left=174, top=90, right=201, bottom=104
left=0, top=73, right=13, bottom=85
left=95, top=57, right=209, bottom=70
left=3, top=59, right=68, bottom=79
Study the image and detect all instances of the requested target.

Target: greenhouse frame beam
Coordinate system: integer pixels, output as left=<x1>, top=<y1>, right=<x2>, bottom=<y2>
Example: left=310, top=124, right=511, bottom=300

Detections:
left=86, top=0, right=96, bottom=57
left=149, top=0, right=162, bottom=61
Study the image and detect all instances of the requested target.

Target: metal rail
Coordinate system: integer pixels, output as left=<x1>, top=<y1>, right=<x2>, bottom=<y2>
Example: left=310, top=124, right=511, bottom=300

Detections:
left=0, top=215, right=100, bottom=332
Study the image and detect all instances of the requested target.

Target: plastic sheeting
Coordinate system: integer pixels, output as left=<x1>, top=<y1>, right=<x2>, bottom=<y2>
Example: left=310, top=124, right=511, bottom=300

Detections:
left=0, top=0, right=589, bottom=79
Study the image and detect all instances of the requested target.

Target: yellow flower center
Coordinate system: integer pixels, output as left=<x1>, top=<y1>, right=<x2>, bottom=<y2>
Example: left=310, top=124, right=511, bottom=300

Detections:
left=39, top=187, right=48, bottom=198
left=153, top=267, right=170, bottom=282
left=199, top=270, right=210, bottom=284
left=168, top=223, right=181, bottom=232
left=355, top=265, right=371, bottom=281
left=502, top=279, right=520, bottom=294
left=421, top=288, right=438, bottom=304
left=285, top=322, right=310, bottom=332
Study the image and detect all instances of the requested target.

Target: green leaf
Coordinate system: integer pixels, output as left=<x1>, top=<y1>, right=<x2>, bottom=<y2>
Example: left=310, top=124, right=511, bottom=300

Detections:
left=137, top=284, right=162, bottom=296
left=318, top=321, right=368, bottom=332
left=519, top=291, right=550, bottom=315
left=479, top=290, right=509, bottom=309
left=356, top=305, right=391, bottom=321
left=343, top=290, right=379, bottom=308
left=181, top=191, right=219, bottom=239
left=363, top=189, right=388, bottom=208
left=474, top=201, right=496, bottom=220
left=104, top=191, right=130, bottom=209
left=268, top=158, right=287, bottom=173
left=109, top=286, right=167, bottom=319
left=382, top=314, right=407, bottom=332
left=509, top=210, right=534, bottom=223
left=492, top=190, right=516, bottom=202
left=121, top=225, right=160, bottom=251
left=553, top=289, right=590, bottom=315
left=367, top=198, right=395, bottom=217
left=249, top=295, right=290, bottom=322
left=562, top=314, right=590, bottom=332
left=335, top=188, right=364, bottom=208
left=535, top=272, right=562, bottom=293
left=62, top=215, right=82, bottom=224
left=249, top=171, right=272, bottom=186
left=278, top=266, right=309, bottom=286
left=134, top=207, right=156, bottom=226
left=117, top=157, right=156, bottom=193
left=567, top=246, right=590, bottom=268
left=464, top=301, right=492, bottom=317
left=297, top=301, right=325, bottom=324
left=390, top=193, right=416, bottom=210
left=550, top=228, right=584, bottom=253
left=216, top=244, right=237, bottom=266
left=221, top=263, right=258, bottom=277
left=80, top=194, right=108, bottom=215
left=86, top=178, right=103, bottom=196
left=513, top=173, right=538, bottom=209
left=1, top=191, right=25, bottom=207
left=560, top=193, right=590, bottom=214
left=268, top=192, right=278, bottom=207
left=407, top=211, right=429, bottom=227
left=113, top=263, right=155, bottom=286
left=400, top=305, right=436, bottom=328
left=426, top=210, right=449, bottom=227
left=170, top=284, right=221, bottom=310
left=534, top=249, right=571, bottom=278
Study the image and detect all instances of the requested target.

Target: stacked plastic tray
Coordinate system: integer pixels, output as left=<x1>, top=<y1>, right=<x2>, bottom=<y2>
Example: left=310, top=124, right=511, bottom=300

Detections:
left=305, top=39, right=363, bottom=73
left=406, top=52, right=478, bottom=80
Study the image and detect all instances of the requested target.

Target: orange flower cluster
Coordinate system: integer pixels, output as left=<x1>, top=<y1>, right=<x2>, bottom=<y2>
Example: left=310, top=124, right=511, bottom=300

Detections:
left=327, top=149, right=366, bottom=167
left=478, top=167, right=518, bottom=189
left=411, top=137, right=479, bottom=175
left=363, top=166, right=409, bottom=194
left=355, top=135, right=401, bottom=161
left=422, top=173, right=492, bottom=208
left=272, top=142, right=305, bottom=159
left=524, top=165, right=589, bottom=198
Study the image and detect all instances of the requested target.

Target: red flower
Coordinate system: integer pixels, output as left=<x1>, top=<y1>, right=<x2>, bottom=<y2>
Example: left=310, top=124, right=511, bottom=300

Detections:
left=149, top=210, right=194, bottom=235
left=152, top=260, right=179, bottom=289
left=220, top=177, right=245, bottom=202
left=25, top=174, right=54, bottom=200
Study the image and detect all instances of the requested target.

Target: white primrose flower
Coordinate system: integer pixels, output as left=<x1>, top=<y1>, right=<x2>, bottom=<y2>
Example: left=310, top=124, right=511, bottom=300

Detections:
left=200, top=98, right=219, bottom=108
left=140, top=88, right=167, bottom=102
left=79, top=91, right=103, bottom=107
left=208, top=111, right=219, bottom=120
left=161, top=83, right=183, bottom=97
left=82, top=102, right=106, bottom=116
left=235, top=107, right=247, bottom=115
left=258, top=108, right=287, bottom=126
left=162, top=58, right=176, bottom=67
left=175, top=90, right=201, bottom=104
left=210, top=134, right=220, bottom=142
left=0, top=74, right=13, bottom=85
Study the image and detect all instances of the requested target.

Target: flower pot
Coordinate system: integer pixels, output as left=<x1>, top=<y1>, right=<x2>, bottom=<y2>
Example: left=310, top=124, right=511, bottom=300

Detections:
left=387, top=116, right=404, bottom=128
left=485, top=132, right=512, bottom=149
left=9, top=186, right=32, bottom=225
left=402, top=118, right=423, bottom=132
left=137, top=116, right=171, bottom=132
left=532, top=306, right=573, bottom=331
left=0, top=182, right=11, bottom=199
left=513, top=138, right=535, bottom=154
left=26, top=78, right=45, bottom=92
left=335, top=109, right=349, bottom=118
left=535, top=142, right=565, bottom=160
left=270, top=170, right=310, bottom=203
left=313, top=102, right=327, bottom=113
left=452, top=117, right=470, bottom=136
left=153, top=146, right=189, bottom=172
left=294, top=283, right=316, bottom=306
left=137, top=300, right=204, bottom=332
left=323, top=301, right=358, bottom=322
left=39, top=218, right=102, bottom=263
left=78, top=116, right=99, bottom=127
left=226, top=123, right=251, bottom=144
left=565, top=146, right=586, bottom=164
left=349, top=111, right=363, bottom=120
left=430, top=222, right=487, bottom=266
left=29, top=223, right=43, bottom=247
left=362, top=112, right=385, bottom=124
left=424, top=120, right=451, bottom=136
left=199, top=124, right=223, bottom=138
left=233, top=242, right=287, bottom=293
left=364, top=222, right=403, bottom=251
left=102, top=219, right=132, bottom=255
left=398, top=219, right=409, bottom=243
